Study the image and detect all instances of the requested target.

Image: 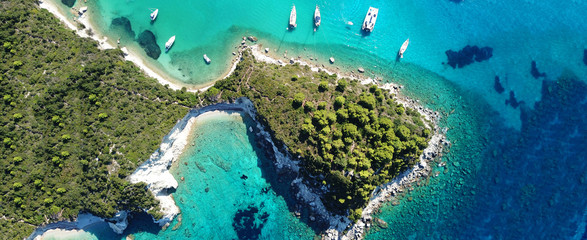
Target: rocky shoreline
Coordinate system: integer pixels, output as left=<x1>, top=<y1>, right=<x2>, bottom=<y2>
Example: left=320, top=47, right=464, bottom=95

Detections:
left=31, top=3, right=448, bottom=236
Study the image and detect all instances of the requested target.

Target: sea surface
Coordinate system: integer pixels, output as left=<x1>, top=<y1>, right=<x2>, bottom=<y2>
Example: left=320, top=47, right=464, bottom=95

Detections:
left=47, top=0, right=587, bottom=239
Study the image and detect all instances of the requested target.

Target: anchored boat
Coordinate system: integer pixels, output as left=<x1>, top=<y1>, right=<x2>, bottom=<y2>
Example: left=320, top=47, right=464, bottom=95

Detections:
left=314, top=5, right=321, bottom=28
left=150, top=9, right=158, bottom=21
left=203, top=54, right=211, bottom=64
left=398, top=38, right=409, bottom=58
left=289, top=5, right=297, bottom=28
left=362, top=7, right=379, bottom=32
left=165, top=35, right=175, bottom=52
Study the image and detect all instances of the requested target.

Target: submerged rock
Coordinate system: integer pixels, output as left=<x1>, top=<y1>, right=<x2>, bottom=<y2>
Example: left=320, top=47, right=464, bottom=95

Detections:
left=137, top=30, right=161, bottom=60
left=374, top=217, right=388, bottom=228
left=61, top=0, right=76, bottom=8
left=445, top=45, right=493, bottom=69
left=494, top=76, right=505, bottom=94
left=111, top=17, right=135, bottom=39
left=505, top=90, right=524, bottom=109
left=531, top=61, right=546, bottom=79
left=232, top=205, right=269, bottom=240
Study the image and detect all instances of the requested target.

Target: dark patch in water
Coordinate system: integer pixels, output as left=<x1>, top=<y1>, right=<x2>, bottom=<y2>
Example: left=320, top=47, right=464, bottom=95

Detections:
left=111, top=17, right=135, bottom=38
left=583, top=49, right=587, bottom=66
left=505, top=90, right=524, bottom=108
left=61, top=0, right=76, bottom=8
left=240, top=174, right=248, bottom=180
left=232, top=205, right=269, bottom=240
left=445, top=45, right=493, bottom=68
left=494, top=76, right=505, bottom=94
left=530, top=61, right=546, bottom=79
left=137, top=30, right=161, bottom=60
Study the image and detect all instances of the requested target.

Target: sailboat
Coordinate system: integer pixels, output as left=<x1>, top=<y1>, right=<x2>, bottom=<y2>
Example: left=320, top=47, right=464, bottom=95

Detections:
left=314, top=5, right=321, bottom=28
left=289, top=5, right=297, bottom=28
left=150, top=9, right=158, bottom=21
left=165, top=35, right=175, bottom=52
left=398, top=38, right=409, bottom=58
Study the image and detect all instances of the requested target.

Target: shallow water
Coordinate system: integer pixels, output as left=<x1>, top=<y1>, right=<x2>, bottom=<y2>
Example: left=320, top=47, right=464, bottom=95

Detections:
left=131, top=111, right=315, bottom=239
left=44, top=0, right=587, bottom=239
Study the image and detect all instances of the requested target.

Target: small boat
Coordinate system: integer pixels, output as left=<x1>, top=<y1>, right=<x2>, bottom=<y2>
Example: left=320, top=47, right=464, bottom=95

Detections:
left=314, top=5, right=321, bottom=28
left=347, top=21, right=354, bottom=26
left=289, top=5, right=297, bottom=28
left=329, top=57, right=335, bottom=63
left=362, top=7, right=379, bottom=32
left=398, top=38, right=409, bottom=58
left=203, top=54, right=211, bottom=64
left=165, top=35, right=175, bottom=52
left=150, top=9, right=158, bottom=21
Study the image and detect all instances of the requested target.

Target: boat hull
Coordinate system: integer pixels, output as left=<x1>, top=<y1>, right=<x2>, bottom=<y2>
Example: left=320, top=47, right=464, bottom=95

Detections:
left=289, top=5, right=297, bottom=28
left=314, top=6, right=321, bottom=27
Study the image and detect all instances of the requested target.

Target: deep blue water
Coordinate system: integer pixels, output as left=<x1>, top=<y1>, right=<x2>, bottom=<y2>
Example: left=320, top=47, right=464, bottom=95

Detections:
left=43, top=0, right=587, bottom=239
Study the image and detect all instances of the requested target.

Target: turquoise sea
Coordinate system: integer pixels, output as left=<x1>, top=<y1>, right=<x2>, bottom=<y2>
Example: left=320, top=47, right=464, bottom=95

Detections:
left=47, top=0, right=586, bottom=239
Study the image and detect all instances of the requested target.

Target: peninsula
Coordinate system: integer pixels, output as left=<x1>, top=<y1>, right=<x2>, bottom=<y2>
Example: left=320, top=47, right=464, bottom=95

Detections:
left=1, top=0, right=443, bottom=239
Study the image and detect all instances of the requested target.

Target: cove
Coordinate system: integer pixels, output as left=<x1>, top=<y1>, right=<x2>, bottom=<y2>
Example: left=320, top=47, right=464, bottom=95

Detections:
left=130, top=111, right=316, bottom=239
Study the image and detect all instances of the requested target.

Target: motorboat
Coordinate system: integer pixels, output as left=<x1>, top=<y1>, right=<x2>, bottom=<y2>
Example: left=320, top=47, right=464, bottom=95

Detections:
left=203, top=54, right=211, bottom=64
left=165, top=35, right=175, bottom=52
left=150, top=9, right=158, bottom=21
left=398, top=38, right=409, bottom=58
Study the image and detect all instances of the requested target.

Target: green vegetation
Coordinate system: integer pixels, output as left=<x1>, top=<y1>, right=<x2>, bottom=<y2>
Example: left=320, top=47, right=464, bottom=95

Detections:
left=0, top=1, right=199, bottom=238
left=209, top=51, right=431, bottom=218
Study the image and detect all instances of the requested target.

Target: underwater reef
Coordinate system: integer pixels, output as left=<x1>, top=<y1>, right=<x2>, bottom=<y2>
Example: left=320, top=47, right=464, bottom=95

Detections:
left=138, top=30, right=161, bottom=60
left=445, top=45, right=493, bottom=68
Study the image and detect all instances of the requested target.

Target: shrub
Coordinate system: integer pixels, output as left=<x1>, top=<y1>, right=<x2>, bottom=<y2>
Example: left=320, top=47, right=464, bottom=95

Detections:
left=293, top=93, right=305, bottom=108
left=334, top=96, right=345, bottom=109
left=336, top=79, right=347, bottom=92
left=318, top=81, right=329, bottom=92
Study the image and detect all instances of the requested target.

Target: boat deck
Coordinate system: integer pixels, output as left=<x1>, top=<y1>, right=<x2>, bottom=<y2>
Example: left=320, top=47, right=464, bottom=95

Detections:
left=362, top=7, right=379, bottom=32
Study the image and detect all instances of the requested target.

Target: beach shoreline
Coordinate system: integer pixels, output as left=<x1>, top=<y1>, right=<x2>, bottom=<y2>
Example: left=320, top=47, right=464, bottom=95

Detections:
left=37, top=0, right=213, bottom=93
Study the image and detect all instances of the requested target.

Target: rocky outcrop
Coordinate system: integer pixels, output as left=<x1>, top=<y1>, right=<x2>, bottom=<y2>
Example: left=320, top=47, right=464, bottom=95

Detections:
left=107, top=211, right=128, bottom=234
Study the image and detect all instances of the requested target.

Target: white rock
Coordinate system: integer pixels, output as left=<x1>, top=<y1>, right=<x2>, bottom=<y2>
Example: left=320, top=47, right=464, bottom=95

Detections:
left=107, top=211, right=128, bottom=234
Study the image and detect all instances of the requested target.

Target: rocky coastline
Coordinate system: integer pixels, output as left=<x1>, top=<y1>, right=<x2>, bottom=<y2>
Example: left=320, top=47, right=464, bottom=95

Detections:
left=32, top=2, right=448, bottom=237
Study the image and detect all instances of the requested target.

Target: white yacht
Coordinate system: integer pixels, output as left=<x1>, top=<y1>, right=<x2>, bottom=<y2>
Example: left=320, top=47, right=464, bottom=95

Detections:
left=361, top=7, right=379, bottom=32
left=289, top=5, right=297, bottom=28
left=165, top=35, right=175, bottom=52
left=150, top=9, right=158, bottom=21
left=203, top=54, right=211, bottom=64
